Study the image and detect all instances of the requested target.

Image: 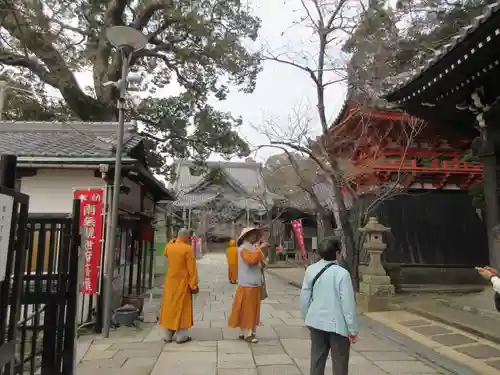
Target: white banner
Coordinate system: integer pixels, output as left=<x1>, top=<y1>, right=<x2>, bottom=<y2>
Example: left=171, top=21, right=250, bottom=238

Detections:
left=0, top=193, right=14, bottom=281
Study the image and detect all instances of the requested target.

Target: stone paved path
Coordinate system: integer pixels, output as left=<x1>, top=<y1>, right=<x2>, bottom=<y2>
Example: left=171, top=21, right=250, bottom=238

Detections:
left=77, top=254, right=462, bottom=375
left=367, top=310, right=500, bottom=374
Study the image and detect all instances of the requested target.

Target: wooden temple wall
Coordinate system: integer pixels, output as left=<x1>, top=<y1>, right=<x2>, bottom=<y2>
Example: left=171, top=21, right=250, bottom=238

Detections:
left=358, top=190, right=489, bottom=266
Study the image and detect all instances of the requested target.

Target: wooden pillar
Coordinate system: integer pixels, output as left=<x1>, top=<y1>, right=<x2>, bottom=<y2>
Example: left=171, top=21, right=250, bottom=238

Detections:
left=480, top=127, right=500, bottom=270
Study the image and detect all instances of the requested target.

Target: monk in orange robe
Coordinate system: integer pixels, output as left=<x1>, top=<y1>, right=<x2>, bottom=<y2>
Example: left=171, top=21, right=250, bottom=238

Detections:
left=228, top=227, right=269, bottom=343
left=159, top=228, right=199, bottom=344
left=226, top=239, right=238, bottom=284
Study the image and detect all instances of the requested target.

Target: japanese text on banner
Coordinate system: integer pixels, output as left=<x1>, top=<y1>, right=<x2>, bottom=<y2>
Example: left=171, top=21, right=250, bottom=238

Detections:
left=291, top=219, right=307, bottom=266
left=74, top=189, right=104, bottom=295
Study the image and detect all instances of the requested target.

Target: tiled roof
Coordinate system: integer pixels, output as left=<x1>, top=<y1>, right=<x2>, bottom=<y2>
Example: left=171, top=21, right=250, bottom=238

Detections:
left=387, top=0, right=500, bottom=94
left=173, top=193, right=218, bottom=208
left=173, top=193, right=268, bottom=211
left=172, top=159, right=280, bottom=209
left=0, top=121, right=142, bottom=157
left=173, top=159, right=268, bottom=194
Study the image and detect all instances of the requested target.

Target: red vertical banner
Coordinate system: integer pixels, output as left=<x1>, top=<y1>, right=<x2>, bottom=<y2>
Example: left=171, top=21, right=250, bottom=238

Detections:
left=291, top=219, right=307, bottom=266
left=197, top=237, right=202, bottom=257
left=191, top=235, right=198, bottom=257
left=74, top=188, right=105, bottom=295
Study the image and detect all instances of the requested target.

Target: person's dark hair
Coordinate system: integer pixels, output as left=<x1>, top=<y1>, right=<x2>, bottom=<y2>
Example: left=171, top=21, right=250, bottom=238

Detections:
left=317, top=236, right=342, bottom=261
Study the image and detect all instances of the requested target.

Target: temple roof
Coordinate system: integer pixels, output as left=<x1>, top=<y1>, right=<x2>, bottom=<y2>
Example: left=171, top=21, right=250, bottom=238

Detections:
left=172, top=159, right=283, bottom=209
left=0, top=121, right=142, bottom=158
left=381, top=0, right=500, bottom=132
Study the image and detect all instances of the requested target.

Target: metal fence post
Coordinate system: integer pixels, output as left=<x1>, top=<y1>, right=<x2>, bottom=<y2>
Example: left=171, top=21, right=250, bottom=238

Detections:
left=0, top=155, right=17, bottom=189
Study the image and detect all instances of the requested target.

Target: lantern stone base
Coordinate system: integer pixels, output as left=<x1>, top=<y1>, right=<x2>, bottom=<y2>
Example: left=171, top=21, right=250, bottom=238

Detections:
left=357, top=275, right=395, bottom=312
left=356, top=293, right=393, bottom=312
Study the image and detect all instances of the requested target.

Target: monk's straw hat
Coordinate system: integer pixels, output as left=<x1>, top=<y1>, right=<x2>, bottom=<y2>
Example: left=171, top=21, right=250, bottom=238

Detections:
left=237, top=227, right=261, bottom=246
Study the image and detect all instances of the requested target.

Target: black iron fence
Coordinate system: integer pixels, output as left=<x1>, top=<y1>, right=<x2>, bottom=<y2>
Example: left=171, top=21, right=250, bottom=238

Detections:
left=114, top=220, right=154, bottom=298
left=0, top=198, right=80, bottom=375
left=76, top=217, right=155, bottom=335
left=0, top=185, right=30, bottom=375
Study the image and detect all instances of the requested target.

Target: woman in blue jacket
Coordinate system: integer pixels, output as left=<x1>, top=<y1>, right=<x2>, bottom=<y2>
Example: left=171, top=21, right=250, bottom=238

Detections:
left=300, top=237, right=359, bottom=375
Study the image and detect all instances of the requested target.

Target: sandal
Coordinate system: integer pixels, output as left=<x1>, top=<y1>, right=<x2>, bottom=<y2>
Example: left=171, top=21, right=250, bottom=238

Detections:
left=164, top=338, right=172, bottom=343
left=238, top=335, right=245, bottom=340
left=176, top=336, right=192, bottom=344
left=244, top=335, right=258, bottom=343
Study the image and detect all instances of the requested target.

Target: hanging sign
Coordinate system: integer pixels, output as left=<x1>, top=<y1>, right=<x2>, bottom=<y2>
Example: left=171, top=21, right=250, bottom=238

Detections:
left=74, top=188, right=105, bottom=295
left=0, top=194, right=13, bottom=282
left=291, top=219, right=307, bottom=266
left=191, top=235, right=201, bottom=257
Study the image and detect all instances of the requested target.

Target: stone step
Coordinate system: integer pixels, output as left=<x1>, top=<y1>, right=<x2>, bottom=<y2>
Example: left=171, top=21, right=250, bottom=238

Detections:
left=394, top=300, right=500, bottom=345
left=399, top=284, right=485, bottom=294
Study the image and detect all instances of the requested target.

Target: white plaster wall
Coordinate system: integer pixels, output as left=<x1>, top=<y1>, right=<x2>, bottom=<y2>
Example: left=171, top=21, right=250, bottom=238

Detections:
left=21, top=169, right=105, bottom=213
left=20, top=169, right=150, bottom=214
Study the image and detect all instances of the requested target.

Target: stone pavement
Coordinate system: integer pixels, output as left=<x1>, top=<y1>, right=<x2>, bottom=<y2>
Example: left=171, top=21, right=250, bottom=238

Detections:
left=266, top=266, right=305, bottom=288
left=77, top=254, right=471, bottom=375
left=368, top=310, right=500, bottom=374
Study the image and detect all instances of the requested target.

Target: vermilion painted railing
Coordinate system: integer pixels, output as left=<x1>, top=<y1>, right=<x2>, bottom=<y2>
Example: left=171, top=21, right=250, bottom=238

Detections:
left=372, top=159, right=483, bottom=174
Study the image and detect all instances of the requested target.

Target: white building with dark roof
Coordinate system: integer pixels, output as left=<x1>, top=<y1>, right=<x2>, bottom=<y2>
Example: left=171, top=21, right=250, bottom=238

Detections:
left=0, top=120, right=174, bottom=328
left=0, top=121, right=174, bottom=213
left=169, top=159, right=282, bottom=247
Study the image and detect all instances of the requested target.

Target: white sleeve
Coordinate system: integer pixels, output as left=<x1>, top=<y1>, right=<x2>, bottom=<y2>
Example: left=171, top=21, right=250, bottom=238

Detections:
left=492, top=276, right=500, bottom=294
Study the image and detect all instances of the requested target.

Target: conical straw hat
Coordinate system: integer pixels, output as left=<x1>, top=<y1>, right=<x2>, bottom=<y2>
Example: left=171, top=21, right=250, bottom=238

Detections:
left=237, top=227, right=261, bottom=246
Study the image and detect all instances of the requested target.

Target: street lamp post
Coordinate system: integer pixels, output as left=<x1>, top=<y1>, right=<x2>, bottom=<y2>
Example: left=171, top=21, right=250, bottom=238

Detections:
left=102, top=26, right=147, bottom=338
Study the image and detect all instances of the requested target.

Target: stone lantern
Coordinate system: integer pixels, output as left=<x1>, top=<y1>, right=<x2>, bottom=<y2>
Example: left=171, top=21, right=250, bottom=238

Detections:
left=359, top=217, right=390, bottom=277
left=358, top=217, right=395, bottom=311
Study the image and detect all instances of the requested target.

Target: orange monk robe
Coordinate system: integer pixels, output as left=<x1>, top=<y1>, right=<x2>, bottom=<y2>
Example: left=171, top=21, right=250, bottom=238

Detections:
left=159, top=239, right=199, bottom=331
left=228, top=248, right=265, bottom=329
left=226, top=240, right=238, bottom=283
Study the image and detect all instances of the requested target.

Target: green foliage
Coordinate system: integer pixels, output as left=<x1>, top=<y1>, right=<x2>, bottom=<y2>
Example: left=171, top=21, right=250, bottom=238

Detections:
left=345, top=0, right=490, bottom=94
left=461, top=149, right=481, bottom=163
left=470, top=182, right=484, bottom=209
left=206, top=167, right=227, bottom=185
left=0, top=0, right=260, bottom=175
left=137, top=93, right=250, bottom=179
left=0, top=74, right=77, bottom=121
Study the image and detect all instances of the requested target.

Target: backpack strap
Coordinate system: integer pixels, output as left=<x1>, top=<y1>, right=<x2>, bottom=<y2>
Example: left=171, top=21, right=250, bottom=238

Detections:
left=311, top=262, right=336, bottom=291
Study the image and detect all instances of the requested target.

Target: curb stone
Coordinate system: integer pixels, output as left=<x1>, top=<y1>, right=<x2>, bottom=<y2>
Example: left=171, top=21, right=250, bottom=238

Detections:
left=402, top=304, right=500, bottom=346
left=265, top=269, right=302, bottom=288
left=361, top=316, right=478, bottom=375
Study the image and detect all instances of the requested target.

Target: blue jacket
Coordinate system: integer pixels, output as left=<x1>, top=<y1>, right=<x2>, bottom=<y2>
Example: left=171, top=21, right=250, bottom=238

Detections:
left=300, top=259, right=359, bottom=337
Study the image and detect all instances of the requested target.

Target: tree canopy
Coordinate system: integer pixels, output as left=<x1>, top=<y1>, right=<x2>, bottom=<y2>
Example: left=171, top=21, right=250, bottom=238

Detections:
left=0, top=0, right=258, bottom=176
left=263, top=152, right=317, bottom=198
left=345, top=0, right=492, bottom=95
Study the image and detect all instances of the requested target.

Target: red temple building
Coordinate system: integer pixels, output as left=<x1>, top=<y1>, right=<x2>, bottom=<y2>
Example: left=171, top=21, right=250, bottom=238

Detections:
left=332, top=101, right=483, bottom=191
left=324, top=93, right=488, bottom=282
